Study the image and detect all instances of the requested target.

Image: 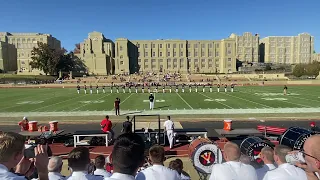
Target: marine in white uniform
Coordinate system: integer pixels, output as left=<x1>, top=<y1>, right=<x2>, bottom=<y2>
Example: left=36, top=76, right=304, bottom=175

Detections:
left=135, top=85, right=138, bottom=93
left=96, top=85, right=99, bottom=94
left=181, top=85, right=185, bottom=93
left=136, top=145, right=181, bottom=180
left=262, top=145, right=307, bottom=180
left=148, top=86, right=151, bottom=93
left=122, top=86, right=126, bottom=93
left=102, top=85, right=105, bottom=94
left=231, top=84, right=234, bottom=92
left=90, top=85, right=93, bottom=94
left=142, top=86, right=145, bottom=93
left=169, top=86, right=172, bottom=93
left=110, top=86, right=113, bottom=93
left=209, top=86, right=212, bottom=92
left=256, top=147, right=276, bottom=180
left=224, top=84, right=227, bottom=92
left=195, top=85, right=198, bottom=92
left=164, top=116, right=175, bottom=149
left=209, top=142, right=258, bottom=180
left=77, top=85, right=80, bottom=94
left=84, top=85, right=87, bottom=94
left=217, top=84, right=220, bottom=92
left=128, top=86, right=132, bottom=93
left=202, top=85, right=205, bottom=92
left=189, top=85, right=192, bottom=93
left=175, top=85, right=178, bottom=93
left=162, top=86, right=165, bottom=93
left=149, top=93, right=155, bottom=110
left=116, top=86, right=119, bottom=93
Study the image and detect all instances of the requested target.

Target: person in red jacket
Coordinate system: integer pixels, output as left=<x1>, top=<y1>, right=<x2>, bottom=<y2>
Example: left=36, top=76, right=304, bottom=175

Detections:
left=100, top=115, right=114, bottom=141
left=18, top=116, right=29, bottom=131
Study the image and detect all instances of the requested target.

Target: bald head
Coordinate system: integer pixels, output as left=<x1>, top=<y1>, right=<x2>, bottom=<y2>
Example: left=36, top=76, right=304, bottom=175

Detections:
left=304, top=135, right=320, bottom=158
left=261, top=147, right=274, bottom=163
left=48, top=156, right=63, bottom=172
left=224, top=142, right=241, bottom=161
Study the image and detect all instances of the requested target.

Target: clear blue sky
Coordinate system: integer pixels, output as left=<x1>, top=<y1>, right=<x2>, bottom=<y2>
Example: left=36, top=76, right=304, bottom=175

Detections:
left=1, top=0, right=319, bottom=52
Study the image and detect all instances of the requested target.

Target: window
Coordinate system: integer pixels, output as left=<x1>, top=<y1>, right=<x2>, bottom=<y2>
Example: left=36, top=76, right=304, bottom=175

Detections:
left=173, top=52, right=176, bottom=57
left=160, top=52, right=163, bottom=56
left=228, top=64, right=232, bottom=67
left=180, top=52, right=183, bottom=56
left=167, top=44, right=170, bottom=48
left=227, top=50, right=231, bottom=55
left=216, top=44, right=219, bottom=48
left=17, top=38, right=20, bottom=42
left=27, top=38, right=30, bottom=42
left=145, top=52, right=148, bottom=56
left=152, top=52, right=155, bottom=57
left=209, top=64, right=213, bottom=68
left=22, top=38, right=25, bottom=42
left=187, top=44, right=191, bottom=48
left=188, top=52, right=191, bottom=56
left=21, top=53, right=24, bottom=57
left=195, top=44, right=198, bottom=48
left=152, top=44, right=155, bottom=48
left=228, top=43, right=231, bottom=48
left=201, top=44, right=205, bottom=48
left=173, top=44, right=176, bottom=48
left=138, top=52, right=140, bottom=56
left=120, top=55, right=123, bottom=59
left=120, top=46, right=123, bottom=51
left=138, top=59, right=141, bottom=63
left=40, top=38, right=43, bottom=41
left=145, top=44, right=148, bottom=48
left=159, top=44, right=162, bottom=48
left=32, top=38, right=35, bottom=42
left=194, top=59, right=198, bottom=62
left=209, top=44, right=213, bottom=48
left=215, top=52, right=219, bottom=56
left=137, top=44, right=140, bottom=48
left=180, top=44, right=183, bottom=48
left=201, top=59, right=205, bottom=63
left=145, top=64, right=149, bottom=68
left=152, top=59, right=156, bottom=63
left=120, top=61, right=124, bottom=65
left=201, top=52, right=205, bottom=57
left=173, top=59, right=177, bottom=63
left=145, top=59, right=149, bottom=63
left=159, top=59, right=163, bottom=63
left=228, top=58, right=232, bottom=62
left=208, top=51, right=212, bottom=56
left=195, top=52, right=198, bottom=56
left=21, top=61, right=25, bottom=64
left=167, top=52, right=170, bottom=56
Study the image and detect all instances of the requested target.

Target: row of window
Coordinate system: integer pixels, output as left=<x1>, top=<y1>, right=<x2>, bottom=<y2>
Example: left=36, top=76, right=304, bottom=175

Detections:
left=134, top=43, right=224, bottom=49
left=9, top=37, right=43, bottom=42
left=137, top=58, right=231, bottom=63
left=132, top=50, right=234, bottom=58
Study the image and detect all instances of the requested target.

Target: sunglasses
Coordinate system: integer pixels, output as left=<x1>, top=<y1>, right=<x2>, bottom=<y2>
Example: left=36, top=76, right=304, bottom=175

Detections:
left=299, top=150, right=320, bottom=161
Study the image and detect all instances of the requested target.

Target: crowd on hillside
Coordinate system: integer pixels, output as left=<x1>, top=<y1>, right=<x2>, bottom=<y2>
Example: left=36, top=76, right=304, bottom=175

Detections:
left=0, top=131, right=320, bottom=180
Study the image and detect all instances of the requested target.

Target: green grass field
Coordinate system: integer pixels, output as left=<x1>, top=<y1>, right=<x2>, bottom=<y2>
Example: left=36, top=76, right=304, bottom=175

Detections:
left=0, top=86, right=319, bottom=118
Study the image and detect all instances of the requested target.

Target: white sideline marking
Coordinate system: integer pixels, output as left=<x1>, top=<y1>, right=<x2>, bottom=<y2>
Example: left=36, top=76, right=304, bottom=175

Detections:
left=2, top=107, right=320, bottom=117
left=199, top=93, right=232, bottom=108
left=111, top=93, right=133, bottom=111
left=224, top=93, right=273, bottom=108
left=176, top=93, right=193, bottom=109
left=72, top=93, right=112, bottom=111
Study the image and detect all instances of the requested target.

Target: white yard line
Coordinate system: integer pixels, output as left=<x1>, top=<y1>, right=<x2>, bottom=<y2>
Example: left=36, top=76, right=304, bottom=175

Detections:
left=71, top=93, right=112, bottom=111
left=176, top=93, right=193, bottom=109
left=111, top=93, right=133, bottom=111
left=290, top=96, right=320, bottom=103
left=198, top=93, right=233, bottom=109
left=2, top=107, right=320, bottom=117
left=30, top=94, right=86, bottom=112
left=224, top=93, right=273, bottom=108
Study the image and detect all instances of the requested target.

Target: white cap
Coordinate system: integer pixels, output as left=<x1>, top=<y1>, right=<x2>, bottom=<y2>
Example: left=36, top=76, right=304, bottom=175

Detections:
left=150, top=93, right=153, bottom=95
left=23, top=117, right=28, bottom=120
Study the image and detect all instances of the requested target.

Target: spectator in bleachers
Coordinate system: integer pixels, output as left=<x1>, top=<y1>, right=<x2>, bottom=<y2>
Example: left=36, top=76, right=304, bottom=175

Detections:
left=209, top=142, right=257, bottom=180
left=262, top=145, right=307, bottom=180
left=105, top=133, right=145, bottom=180
left=169, top=159, right=190, bottom=180
left=48, top=156, right=65, bottom=180
left=256, top=147, right=276, bottom=180
left=93, top=155, right=111, bottom=178
left=240, top=154, right=251, bottom=165
left=121, top=116, right=132, bottom=134
left=302, top=135, right=320, bottom=179
left=0, top=132, right=49, bottom=180
left=66, top=147, right=103, bottom=180
left=136, top=145, right=181, bottom=180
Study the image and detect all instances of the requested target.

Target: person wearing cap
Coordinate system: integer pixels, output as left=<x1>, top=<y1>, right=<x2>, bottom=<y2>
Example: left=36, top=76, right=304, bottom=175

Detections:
left=18, top=117, right=29, bottom=131
left=149, top=93, right=155, bottom=110
left=310, top=122, right=320, bottom=132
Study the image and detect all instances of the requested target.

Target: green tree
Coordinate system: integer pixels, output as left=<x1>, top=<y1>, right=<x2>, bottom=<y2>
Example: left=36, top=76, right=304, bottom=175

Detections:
left=292, top=64, right=305, bottom=77
left=305, top=61, right=320, bottom=76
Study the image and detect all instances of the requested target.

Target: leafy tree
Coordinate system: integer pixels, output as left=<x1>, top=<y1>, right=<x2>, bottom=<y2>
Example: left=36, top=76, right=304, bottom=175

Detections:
left=30, top=42, right=59, bottom=75
left=292, top=64, right=305, bottom=77
left=305, top=61, right=320, bottom=76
